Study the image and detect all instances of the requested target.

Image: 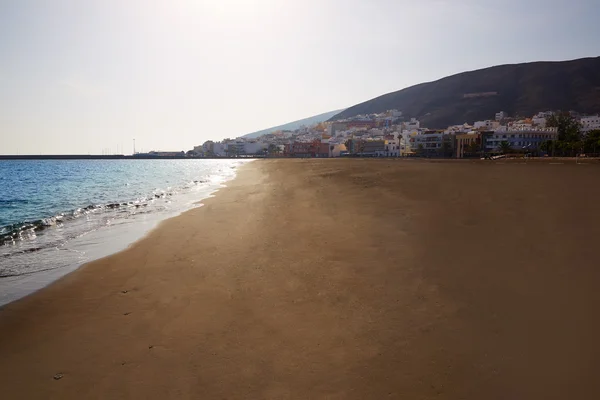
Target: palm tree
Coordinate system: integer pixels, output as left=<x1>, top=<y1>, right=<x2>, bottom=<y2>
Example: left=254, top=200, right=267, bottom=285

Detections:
left=467, top=140, right=480, bottom=154
left=498, top=140, right=511, bottom=154
left=267, top=144, right=278, bottom=157
left=440, top=141, right=451, bottom=157
left=540, top=140, right=551, bottom=153
left=583, top=130, right=600, bottom=155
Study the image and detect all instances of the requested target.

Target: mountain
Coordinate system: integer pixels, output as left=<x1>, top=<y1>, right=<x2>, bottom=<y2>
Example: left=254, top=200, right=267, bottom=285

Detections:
left=330, top=57, right=600, bottom=128
left=243, top=109, right=345, bottom=139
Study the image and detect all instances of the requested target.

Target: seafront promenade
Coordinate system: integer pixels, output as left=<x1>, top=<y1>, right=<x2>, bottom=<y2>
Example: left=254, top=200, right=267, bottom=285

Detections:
left=1, top=159, right=599, bottom=399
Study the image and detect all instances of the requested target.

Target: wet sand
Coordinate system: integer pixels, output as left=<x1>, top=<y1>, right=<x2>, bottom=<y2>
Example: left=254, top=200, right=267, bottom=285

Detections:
left=1, top=158, right=599, bottom=399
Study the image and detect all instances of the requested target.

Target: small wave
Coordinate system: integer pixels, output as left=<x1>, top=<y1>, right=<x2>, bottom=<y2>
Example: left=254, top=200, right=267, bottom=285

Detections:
left=1, top=176, right=222, bottom=247
left=0, top=265, right=67, bottom=278
left=0, top=199, right=30, bottom=205
left=41, top=215, right=64, bottom=226
left=1, top=160, right=244, bottom=303
left=0, top=215, right=68, bottom=245
left=0, top=201, right=151, bottom=246
left=14, top=246, right=45, bottom=254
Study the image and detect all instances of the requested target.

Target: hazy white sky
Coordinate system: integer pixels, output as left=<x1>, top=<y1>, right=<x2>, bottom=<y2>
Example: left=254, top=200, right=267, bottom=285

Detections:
left=1, top=0, right=599, bottom=154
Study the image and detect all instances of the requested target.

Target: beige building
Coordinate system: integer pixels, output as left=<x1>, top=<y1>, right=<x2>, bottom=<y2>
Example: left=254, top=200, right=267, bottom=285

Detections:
left=455, top=133, right=481, bottom=158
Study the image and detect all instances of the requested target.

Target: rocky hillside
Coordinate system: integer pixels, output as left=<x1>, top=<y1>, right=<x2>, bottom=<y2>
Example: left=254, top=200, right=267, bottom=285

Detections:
left=330, top=57, right=600, bottom=127
left=243, top=109, right=345, bottom=138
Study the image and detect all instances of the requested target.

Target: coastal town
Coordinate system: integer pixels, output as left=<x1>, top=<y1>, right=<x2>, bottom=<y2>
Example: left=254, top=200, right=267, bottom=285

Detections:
left=4, top=0, right=600, bottom=395
left=158, top=110, right=599, bottom=159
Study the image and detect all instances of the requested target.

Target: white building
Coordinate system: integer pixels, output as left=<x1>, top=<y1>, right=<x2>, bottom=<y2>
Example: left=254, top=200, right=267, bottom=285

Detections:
left=473, top=120, right=499, bottom=130
left=445, top=123, right=473, bottom=134
left=580, top=115, right=600, bottom=133
left=192, top=140, right=215, bottom=155
left=192, top=145, right=203, bottom=155
left=328, top=143, right=347, bottom=157
left=368, top=128, right=385, bottom=137
left=485, top=127, right=558, bottom=152
left=203, top=141, right=214, bottom=151
left=243, top=141, right=268, bottom=155
left=384, top=135, right=400, bottom=157
left=224, top=141, right=246, bottom=155
left=495, top=111, right=508, bottom=121
left=327, top=122, right=348, bottom=137
left=397, top=132, right=411, bottom=154
left=535, top=111, right=555, bottom=118
left=509, top=120, right=534, bottom=130
left=212, top=142, right=227, bottom=156
left=532, top=111, right=554, bottom=127
left=404, top=118, right=420, bottom=130
left=410, top=132, right=450, bottom=154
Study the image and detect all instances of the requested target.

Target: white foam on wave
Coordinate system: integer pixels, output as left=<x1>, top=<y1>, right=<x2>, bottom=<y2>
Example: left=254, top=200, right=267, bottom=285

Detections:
left=0, top=159, right=253, bottom=307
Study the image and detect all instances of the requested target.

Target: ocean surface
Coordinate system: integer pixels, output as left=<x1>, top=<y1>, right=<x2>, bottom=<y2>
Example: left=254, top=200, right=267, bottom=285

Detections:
left=0, top=159, right=251, bottom=305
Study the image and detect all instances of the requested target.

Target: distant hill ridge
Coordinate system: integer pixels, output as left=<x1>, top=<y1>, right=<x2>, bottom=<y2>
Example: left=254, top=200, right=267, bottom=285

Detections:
left=330, top=57, right=600, bottom=128
left=243, top=109, right=345, bottom=139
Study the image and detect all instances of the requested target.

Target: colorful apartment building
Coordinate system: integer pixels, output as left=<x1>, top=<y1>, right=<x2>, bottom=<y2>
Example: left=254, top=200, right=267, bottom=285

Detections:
left=284, top=140, right=329, bottom=157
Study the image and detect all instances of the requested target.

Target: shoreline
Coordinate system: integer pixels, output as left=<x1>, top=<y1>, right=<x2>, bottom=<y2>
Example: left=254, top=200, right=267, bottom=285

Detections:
left=0, top=160, right=252, bottom=307
left=0, top=155, right=265, bottom=160
left=1, top=159, right=599, bottom=399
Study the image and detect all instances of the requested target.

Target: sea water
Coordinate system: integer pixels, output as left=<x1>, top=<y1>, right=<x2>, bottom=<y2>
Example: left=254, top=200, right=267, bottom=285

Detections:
left=0, top=159, right=251, bottom=305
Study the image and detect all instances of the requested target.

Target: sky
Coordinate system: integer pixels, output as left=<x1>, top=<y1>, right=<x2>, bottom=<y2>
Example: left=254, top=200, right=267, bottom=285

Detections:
left=1, top=0, right=599, bottom=155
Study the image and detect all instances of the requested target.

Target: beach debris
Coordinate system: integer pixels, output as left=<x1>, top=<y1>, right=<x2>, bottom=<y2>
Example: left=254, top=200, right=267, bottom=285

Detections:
left=121, top=290, right=128, bottom=294
left=123, top=312, right=131, bottom=316
left=148, top=345, right=154, bottom=349
left=53, top=373, right=63, bottom=380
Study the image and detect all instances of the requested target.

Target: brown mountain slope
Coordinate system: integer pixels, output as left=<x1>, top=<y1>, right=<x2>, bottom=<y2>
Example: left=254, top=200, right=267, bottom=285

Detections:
left=330, top=57, right=600, bottom=127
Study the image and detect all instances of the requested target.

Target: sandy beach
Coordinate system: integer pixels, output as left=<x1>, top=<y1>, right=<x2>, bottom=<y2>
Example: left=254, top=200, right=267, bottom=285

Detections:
left=1, top=158, right=599, bottom=399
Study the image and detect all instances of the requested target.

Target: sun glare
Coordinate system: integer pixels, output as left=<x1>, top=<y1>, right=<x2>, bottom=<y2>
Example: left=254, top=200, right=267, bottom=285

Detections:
left=193, top=0, right=265, bottom=16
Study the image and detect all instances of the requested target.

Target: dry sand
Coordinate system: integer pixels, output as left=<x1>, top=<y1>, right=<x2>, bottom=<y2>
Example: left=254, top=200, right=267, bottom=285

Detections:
left=1, top=158, right=599, bottom=399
